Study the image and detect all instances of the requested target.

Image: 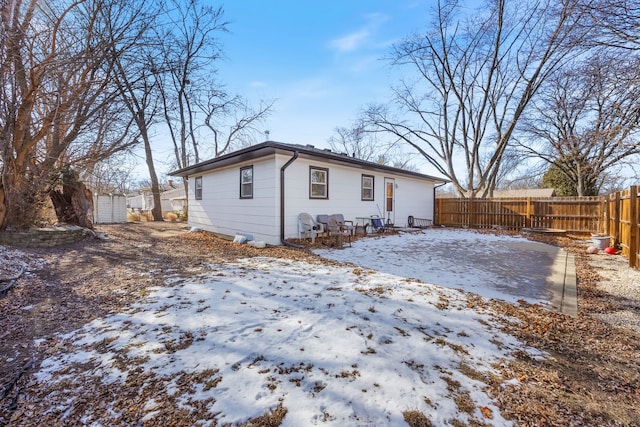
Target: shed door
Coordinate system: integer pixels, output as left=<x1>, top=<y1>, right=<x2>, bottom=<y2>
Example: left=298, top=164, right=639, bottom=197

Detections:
left=384, top=178, right=395, bottom=225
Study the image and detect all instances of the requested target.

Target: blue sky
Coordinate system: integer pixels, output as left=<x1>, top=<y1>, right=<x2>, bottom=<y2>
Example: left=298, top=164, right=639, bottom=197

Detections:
left=216, top=1, right=432, bottom=149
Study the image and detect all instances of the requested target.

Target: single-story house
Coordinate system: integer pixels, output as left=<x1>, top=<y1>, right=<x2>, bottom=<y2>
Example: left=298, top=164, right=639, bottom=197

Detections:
left=169, top=141, right=448, bottom=246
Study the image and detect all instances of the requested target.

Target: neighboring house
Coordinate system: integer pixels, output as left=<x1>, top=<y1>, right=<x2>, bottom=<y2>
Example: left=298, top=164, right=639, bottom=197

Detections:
left=127, top=184, right=186, bottom=214
left=126, top=189, right=153, bottom=211
left=169, top=141, right=448, bottom=246
left=160, top=187, right=187, bottom=213
left=491, top=188, right=556, bottom=198
left=436, top=188, right=557, bottom=198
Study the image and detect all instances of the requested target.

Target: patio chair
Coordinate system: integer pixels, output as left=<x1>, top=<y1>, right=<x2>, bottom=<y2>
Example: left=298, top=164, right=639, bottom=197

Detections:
left=317, top=214, right=351, bottom=247
left=298, top=213, right=324, bottom=243
left=316, top=214, right=330, bottom=239
left=369, top=215, right=389, bottom=233
left=331, top=214, right=355, bottom=237
left=328, top=215, right=352, bottom=247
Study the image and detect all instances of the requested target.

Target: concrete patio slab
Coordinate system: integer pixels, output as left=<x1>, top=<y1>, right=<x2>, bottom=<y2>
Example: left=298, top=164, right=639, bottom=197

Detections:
left=504, top=241, right=577, bottom=316
left=315, top=229, right=579, bottom=316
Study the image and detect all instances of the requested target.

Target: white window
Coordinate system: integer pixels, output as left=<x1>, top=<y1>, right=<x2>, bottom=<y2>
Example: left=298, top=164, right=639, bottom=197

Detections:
left=240, top=166, right=253, bottom=199
left=362, top=174, right=374, bottom=201
left=309, top=167, right=328, bottom=199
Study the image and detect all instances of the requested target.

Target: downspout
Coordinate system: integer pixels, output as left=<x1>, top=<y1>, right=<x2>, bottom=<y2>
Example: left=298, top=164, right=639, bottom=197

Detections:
left=280, top=150, right=299, bottom=246
left=433, top=181, right=448, bottom=226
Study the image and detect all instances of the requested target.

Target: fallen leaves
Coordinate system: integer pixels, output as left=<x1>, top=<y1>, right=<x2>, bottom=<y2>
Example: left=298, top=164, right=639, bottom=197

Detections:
left=486, top=241, right=640, bottom=426
left=479, top=405, right=493, bottom=419
left=2, top=223, right=640, bottom=426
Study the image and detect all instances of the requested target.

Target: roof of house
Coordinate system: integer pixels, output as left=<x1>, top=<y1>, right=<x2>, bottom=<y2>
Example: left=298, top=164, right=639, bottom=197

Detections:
left=169, top=141, right=448, bottom=183
left=492, top=188, right=556, bottom=198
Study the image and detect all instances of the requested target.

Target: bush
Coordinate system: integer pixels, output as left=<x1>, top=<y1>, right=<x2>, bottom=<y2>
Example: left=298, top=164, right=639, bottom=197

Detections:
left=127, top=210, right=141, bottom=222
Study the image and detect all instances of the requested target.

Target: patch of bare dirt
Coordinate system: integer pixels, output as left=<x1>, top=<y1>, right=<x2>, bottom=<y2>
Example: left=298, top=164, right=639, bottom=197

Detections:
left=1, top=222, right=639, bottom=426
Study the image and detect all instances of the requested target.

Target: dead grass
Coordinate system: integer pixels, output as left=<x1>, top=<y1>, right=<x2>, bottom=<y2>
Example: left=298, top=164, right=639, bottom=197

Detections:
left=241, top=404, right=288, bottom=427
left=403, top=409, right=433, bottom=427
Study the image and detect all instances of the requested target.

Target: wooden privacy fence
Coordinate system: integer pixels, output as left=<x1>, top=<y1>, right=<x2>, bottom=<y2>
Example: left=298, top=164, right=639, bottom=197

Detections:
left=435, top=196, right=603, bottom=234
left=435, top=186, right=640, bottom=269
left=605, top=186, right=639, bottom=269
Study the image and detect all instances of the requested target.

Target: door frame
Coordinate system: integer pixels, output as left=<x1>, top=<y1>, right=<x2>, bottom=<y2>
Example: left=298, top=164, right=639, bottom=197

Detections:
left=384, top=177, right=395, bottom=225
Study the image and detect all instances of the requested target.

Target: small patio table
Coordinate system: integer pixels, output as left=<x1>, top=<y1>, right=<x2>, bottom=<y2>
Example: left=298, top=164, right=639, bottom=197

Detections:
left=355, top=217, right=371, bottom=235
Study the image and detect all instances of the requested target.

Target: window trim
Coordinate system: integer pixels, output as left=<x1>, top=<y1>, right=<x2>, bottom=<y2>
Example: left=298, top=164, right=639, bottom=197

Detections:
left=309, top=166, right=329, bottom=199
left=361, top=174, right=375, bottom=201
left=240, top=165, right=254, bottom=199
left=194, top=176, right=202, bottom=200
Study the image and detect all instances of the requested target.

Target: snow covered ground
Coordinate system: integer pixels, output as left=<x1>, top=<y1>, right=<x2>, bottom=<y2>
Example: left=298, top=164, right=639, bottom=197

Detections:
left=33, top=231, right=546, bottom=426
left=315, top=229, right=558, bottom=305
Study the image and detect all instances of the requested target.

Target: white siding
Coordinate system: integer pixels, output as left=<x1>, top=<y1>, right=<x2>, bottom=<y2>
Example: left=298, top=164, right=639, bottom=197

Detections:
left=277, top=154, right=435, bottom=241
left=392, top=176, right=435, bottom=226
left=187, top=157, right=280, bottom=244
left=186, top=151, right=437, bottom=245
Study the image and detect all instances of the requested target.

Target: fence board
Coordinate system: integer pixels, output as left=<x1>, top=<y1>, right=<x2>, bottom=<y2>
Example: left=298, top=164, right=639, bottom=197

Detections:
left=604, top=186, right=640, bottom=268
left=435, top=186, right=640, bottom=270
left=436, top=197, right=602, bottom=233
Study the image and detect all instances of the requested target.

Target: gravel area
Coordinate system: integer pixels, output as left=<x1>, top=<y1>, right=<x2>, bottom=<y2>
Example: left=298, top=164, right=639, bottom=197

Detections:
left=585, top=252, right=640, bottom=333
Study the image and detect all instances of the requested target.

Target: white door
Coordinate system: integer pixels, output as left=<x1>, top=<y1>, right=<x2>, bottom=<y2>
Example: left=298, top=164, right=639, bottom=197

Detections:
left=384, top=178, right=395, bottom=225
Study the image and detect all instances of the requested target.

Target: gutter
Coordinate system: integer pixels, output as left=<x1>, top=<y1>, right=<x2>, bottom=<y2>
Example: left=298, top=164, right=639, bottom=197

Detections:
left=433, top=181, right=448, bottom=226
left=280, top=150, right=300, bottom=246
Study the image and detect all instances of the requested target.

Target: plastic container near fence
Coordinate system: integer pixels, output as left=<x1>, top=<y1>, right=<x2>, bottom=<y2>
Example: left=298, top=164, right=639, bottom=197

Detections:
left=591, top=235, right=611, bottom=250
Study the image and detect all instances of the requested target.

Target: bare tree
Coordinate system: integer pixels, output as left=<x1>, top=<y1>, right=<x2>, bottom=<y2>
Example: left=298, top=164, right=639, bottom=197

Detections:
left=154, top=0, right=228, bottom=170
left=364, top=0, right=590, bottom=198
left=199, top=92, right=274, bottom=157
left=519, top=52, right=640, bottom=195
left=82, top=153, right=138, bottom=194
left=328, top=122, right=381, bottom=161
left=107, top=0, right=167, bottom=220
left=327, top=120, right=418, bottom=170
left=0, top=0, right=142, bottom=229
left=581, top=0, right=640, bottom=49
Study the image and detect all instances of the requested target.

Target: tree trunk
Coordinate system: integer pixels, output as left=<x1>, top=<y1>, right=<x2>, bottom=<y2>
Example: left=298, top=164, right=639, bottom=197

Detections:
left=141, top=129, right=164, bottom=221
left=49, top=169, right=94, bottom=229
left=0, top=158, right=50, bottom=230
left=0, top=183, right=6, bottom=230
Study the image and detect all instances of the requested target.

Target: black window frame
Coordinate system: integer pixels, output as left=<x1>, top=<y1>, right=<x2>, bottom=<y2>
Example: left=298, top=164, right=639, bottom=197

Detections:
left=309, top=166, right=329, bottom=199
left=240, top=165, right=254, bottom=199
left=361, top=174, right=375, bottom=201
left=194, top=176, right=203, bottom=200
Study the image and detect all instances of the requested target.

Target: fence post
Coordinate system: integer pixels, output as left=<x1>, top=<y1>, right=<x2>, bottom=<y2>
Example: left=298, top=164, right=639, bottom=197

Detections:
left=526, top=197, right=532, bottom=228
left=630, top=186, right=638, bottom=268
left=614, top=191, right=621, bottom=245
left=468, top=196, right=475, bottom=229
left=603, top=198, right=609, bottom=236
